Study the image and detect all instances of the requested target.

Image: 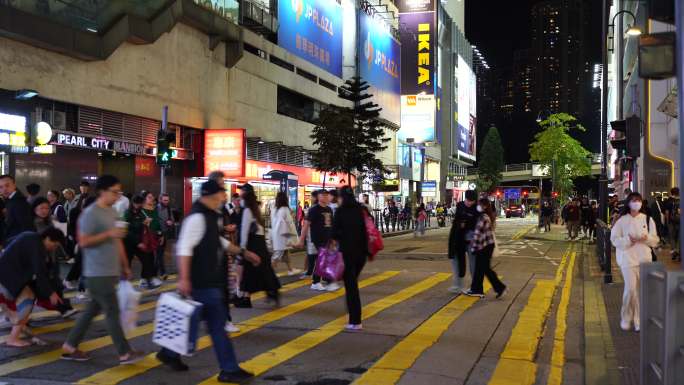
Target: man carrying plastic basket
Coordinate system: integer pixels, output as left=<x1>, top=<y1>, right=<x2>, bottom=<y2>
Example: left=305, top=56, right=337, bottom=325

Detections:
left=156, top=179, right=261, bottom=383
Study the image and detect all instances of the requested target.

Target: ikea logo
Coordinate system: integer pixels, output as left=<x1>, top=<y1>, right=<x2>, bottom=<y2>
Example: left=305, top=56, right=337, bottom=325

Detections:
left=417, top=23, right=430, bottom=85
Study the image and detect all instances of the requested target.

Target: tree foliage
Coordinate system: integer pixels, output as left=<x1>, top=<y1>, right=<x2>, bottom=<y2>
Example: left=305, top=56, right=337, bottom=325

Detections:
left=476, top=126, right=504, bottom=193
left=310, top=76, right=391, bottom=184
left=529, top=113, right=592, bottom=198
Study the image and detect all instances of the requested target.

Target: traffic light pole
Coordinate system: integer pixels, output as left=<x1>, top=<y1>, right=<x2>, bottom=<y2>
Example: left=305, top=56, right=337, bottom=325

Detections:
left=160, top=105, right=168, bottom=195
left=599, top=0, right=610, bottom=223
left=676, top=0, right=684, bottom=269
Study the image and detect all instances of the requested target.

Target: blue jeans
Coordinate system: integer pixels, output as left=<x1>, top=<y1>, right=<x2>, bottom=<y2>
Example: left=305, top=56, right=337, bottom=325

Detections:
left=159, top=288, right=240, bottom=372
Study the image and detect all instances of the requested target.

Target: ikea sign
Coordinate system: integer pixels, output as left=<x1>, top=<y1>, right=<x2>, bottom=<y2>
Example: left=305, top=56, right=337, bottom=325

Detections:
left=278, top=0, right=343, bottom=77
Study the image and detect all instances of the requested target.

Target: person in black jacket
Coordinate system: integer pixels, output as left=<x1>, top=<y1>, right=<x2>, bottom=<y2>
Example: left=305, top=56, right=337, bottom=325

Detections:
left=0, top=175, right=35, bottom=244
left=331, top=186, right=369, bottom=331
left=447, top=190, right=479, bottom=294
left=0, top=229, right=65, bottom=347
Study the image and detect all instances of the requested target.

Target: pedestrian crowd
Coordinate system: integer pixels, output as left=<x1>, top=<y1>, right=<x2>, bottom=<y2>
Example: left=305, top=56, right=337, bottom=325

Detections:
left=0, top=171, right=379, bottom=383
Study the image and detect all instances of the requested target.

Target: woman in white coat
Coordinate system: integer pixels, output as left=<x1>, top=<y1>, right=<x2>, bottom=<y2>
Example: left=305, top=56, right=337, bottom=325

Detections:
left=270, top=192, right=298, bottom=275
left=610, top=192, right=659, bottom=332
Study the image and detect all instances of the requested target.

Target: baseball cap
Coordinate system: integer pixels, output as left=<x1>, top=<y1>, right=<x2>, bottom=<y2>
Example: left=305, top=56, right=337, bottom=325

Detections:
left=201, top=180, right=226, bottom=197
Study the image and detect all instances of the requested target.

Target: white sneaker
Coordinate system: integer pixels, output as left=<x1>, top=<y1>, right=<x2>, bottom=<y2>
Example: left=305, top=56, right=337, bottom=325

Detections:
left=620, top=320, right=632, bottom=331
left=325, top=282, right=341, bottom=292
left=224, top=322, right=240, bottom=333
left=310, top=283, right=326, bottom=291
left=288, top=269, right=301, bottom=276
left=76, top=292, right=88, bottom=301
left=447, top=286, right=462, bottom=294
left=634, top=324, right=640, bottom=332
left=63, top=280, right=78, bottom=290
left=344, top=324, right=363, bottom=331
left=138, top=279, right=148, bottom=289
left=150, top=277, right=163, bottom=288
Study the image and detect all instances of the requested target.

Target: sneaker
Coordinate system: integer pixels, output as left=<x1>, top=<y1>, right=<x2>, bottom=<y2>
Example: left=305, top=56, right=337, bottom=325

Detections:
left=299, top=273, right=311, bottom=280
left=225, top=322, right=240, bottom=333
left=156, top=351, right=189, bottom=371
left=634, top=324, right=640, bottom=332
left=620, top=320, right=631, bottom=331
left=325, top=282, right=341, bottom=292
left=119, top=350, right=146, bottom=365
left=61, top=308, right=80, bottom=319
left=310, top=283, right=326, bottom=291
left=496, top=288, right=508, bottom=299
left=344, top=324, right=363, bottom=331
left=66, top=258, right=75, bottom=264
left=149, top=277, right=163, bottom=288
left=138, top=279, right=148, bottom=290
left=76, top=292, right=88, bottom=301
left=288, top=269, right=301, bottom=276
left=218, top=368, right=254, bottom=382
left=463, top=290, right=485, bottom=298
left=63, top=280, right=78, bottom=290
left=61, top=350, right=92, bottom=362
left=447, top=286, right=462, bottom=294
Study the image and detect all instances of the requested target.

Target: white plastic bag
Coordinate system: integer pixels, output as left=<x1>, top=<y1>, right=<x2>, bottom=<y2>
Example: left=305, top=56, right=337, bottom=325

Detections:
left=153, top=292, right=203, bottom=356
left=117, top=280, right=141, bottom=334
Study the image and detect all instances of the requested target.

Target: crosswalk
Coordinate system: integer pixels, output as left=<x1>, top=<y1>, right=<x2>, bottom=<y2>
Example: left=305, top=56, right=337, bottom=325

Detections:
left=0, top=247, right=580, bottom=385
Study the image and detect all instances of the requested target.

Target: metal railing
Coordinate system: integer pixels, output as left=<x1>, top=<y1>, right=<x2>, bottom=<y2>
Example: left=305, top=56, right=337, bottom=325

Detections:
left=640, top=263, right=684, bottom=385
left=596, top=220, right=613, bottom=283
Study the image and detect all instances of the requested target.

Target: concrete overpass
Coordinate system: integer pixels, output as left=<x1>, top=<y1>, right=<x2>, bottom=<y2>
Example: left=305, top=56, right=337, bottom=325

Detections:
left=465, top=159, right=602, bottom=183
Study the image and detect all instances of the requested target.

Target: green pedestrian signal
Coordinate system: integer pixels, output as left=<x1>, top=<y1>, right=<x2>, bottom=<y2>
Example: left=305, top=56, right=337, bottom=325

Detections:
left=156, top=130, right=174, bottom=166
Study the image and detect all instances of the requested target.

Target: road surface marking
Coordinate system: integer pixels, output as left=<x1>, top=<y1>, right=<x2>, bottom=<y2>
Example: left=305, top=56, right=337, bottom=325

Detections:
left=197, top=273, right=453, bottom=385
left=75, top=271, right=400, bottom=385
left=0, top=275, right=313, bottom=377
left=510, top=225, right=536, bottom=241
left=487, top=245, right=572, bottom=385
left=352, top=281, right=494, bottom=385
left=547, top=251, right=577, bottom=385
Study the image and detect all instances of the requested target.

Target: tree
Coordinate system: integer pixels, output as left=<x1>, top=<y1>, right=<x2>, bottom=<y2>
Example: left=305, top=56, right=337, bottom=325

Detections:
left=476, top=126, right=505, bottom=193
left=310, top=76, right=391, bottom=185
left=529, top=113, right=592, bottom=199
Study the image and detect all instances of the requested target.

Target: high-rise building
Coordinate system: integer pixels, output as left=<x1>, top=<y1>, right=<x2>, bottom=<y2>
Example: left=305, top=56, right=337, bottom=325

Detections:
left=512, top=49, right=533, bottom=114
left=530, top=0, right=588, bottom=118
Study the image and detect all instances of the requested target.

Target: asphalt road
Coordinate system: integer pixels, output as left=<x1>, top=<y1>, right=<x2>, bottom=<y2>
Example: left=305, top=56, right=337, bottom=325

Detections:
left=0, top=217, right=586, bottom=385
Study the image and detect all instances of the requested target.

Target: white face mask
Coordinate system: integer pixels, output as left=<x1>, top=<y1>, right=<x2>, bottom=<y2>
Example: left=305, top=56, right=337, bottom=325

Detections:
left=629, top=201, right=642, bottom=212
left=476, top=205, right=484, bottom=213
left=239, top=199, right=245, bottom=208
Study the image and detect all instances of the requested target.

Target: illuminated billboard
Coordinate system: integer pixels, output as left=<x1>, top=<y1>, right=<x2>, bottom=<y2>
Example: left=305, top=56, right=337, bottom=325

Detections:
left=457, top=56, right=477, bottom=161
left=278, top=0, right=343, bottom=77
left=359, top=10, right=401, bottom=125
left=399, top=94, right=435, bottom=143
left=204, top=129, right=246, bottom=177
left=398, top=11, right=435, bottom=96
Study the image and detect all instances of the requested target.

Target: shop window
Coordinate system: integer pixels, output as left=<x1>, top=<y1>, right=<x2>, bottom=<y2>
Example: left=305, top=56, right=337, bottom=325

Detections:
left=276, top=86, right=324, bottom=124
left=296, top=68, right=318, bottom=83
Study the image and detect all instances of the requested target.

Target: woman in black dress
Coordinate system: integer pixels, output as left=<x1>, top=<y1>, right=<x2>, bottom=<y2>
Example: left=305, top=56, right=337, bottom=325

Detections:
left=331, top=186, right=369, bottom=331
left=237, top=184, right=281, bottom=307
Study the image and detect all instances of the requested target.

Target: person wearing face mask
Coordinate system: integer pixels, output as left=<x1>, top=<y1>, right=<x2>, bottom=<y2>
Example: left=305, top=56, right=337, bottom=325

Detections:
left=610, top=192, right=659, bottom=332
left=447, top=190, right=479, bottom=293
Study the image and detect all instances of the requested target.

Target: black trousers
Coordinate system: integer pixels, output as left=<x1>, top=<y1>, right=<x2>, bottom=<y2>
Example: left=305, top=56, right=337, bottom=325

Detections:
left=470, top=244, right=505, bottom=295
left=306, top=253, right=324, bottom=284
left=65, top=250, right=82, bottom=282
left=127, top=246, right=156, bottom=280
left=342, top=252, right=367, bottom=325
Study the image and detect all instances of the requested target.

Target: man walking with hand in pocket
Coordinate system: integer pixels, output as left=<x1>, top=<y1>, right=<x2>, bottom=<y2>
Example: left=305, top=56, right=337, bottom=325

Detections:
left=156, top=179, right=261, bottom=383
left=61, top=175, right=145, bottom=364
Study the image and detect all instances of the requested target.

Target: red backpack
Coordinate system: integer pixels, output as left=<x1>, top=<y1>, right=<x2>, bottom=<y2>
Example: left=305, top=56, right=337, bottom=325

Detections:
left=363, top=209, right=384, bottom=260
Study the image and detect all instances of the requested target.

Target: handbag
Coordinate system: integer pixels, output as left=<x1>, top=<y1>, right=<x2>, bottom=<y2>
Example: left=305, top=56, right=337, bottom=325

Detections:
left=278, top=210, right=297, bottom=238
left=363, top=209, right=384, bottom=260
left=315, top=246, right=345, bottom=282
left=152, top=292, right=203, bottom=356
left=117, top=281, right=142, bottom=334
left=140, top=225, right=160, bottom=253
left=52, top=220, right=68, bottom=236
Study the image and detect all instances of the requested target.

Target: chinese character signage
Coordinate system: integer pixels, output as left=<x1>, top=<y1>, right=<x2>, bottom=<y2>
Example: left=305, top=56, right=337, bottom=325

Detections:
left=359, top=10, right=401, bottom=125
left=204, top=129, right=245, bottom=178
left=399, top=94, right=435, bottom=143
left=135, top=156, right=156, bottom=177
left=399, top=11, right=435, bottom=96
left=278, top=0, right=343, bottom=77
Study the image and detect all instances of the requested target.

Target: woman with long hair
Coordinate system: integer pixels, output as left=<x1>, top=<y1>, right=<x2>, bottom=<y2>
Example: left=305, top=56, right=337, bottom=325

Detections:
left=270, top=192, right=298, bottom=275
left=610, top=192, right=659, bottom=331
left=465, top=198, right=507, bottom=298
left=124, top=194, right=161, bottom=290
left=331, top=186, right=369, bottom=330
left=414, top=203, right=427, bottom=237
left=237, top=184, right=281, bottom=307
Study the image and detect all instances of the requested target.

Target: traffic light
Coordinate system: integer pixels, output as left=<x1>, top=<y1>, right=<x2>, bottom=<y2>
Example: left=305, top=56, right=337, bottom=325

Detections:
left=156, top=130, right=174, bottom=166
left=552, top=191, right=559, bottom=198
left=496, top=190, right=502, bottom=198
left=522, top=190, right=529, bottom=197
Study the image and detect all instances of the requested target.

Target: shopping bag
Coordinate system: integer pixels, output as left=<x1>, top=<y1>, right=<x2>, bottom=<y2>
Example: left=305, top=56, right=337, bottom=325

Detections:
left=152, top=292, right=203, bottom=356
left=315, top=247, right=345, bottom=282
left=363, top=210, right=384, bottom=261
left=116, top=280, right=142, bottom=334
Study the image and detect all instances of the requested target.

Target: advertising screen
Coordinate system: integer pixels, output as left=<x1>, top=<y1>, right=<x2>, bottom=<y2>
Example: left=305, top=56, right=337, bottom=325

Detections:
left=204, top=129, right=246, bottom=178
left=412, top=147, right=422, bottom=181
left=359, top=10, right=401, bottom=125
left=396, top=0, right=435, bottom=13
left=399, top=11, right=435, bottom=96
left=278, top=0, right=343, bottom=77
left=457, top=56, right=477, bottom=161
left=399, top=94, right=435, bottom=143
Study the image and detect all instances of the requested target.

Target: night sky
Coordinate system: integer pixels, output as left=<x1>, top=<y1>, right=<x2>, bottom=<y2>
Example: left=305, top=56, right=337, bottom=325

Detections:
left=465, top=0, right=603, bottom=163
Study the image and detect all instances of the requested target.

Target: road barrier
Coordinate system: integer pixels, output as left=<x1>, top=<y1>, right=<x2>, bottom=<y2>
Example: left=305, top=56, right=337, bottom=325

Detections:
left=595, top=220, right=613, bottom=283
left=640, top=263, right=684, bottom=385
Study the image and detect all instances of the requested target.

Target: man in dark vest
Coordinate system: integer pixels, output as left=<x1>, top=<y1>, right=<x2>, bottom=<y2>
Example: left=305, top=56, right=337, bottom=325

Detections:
left=156, top=179, right=260, bottom=383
